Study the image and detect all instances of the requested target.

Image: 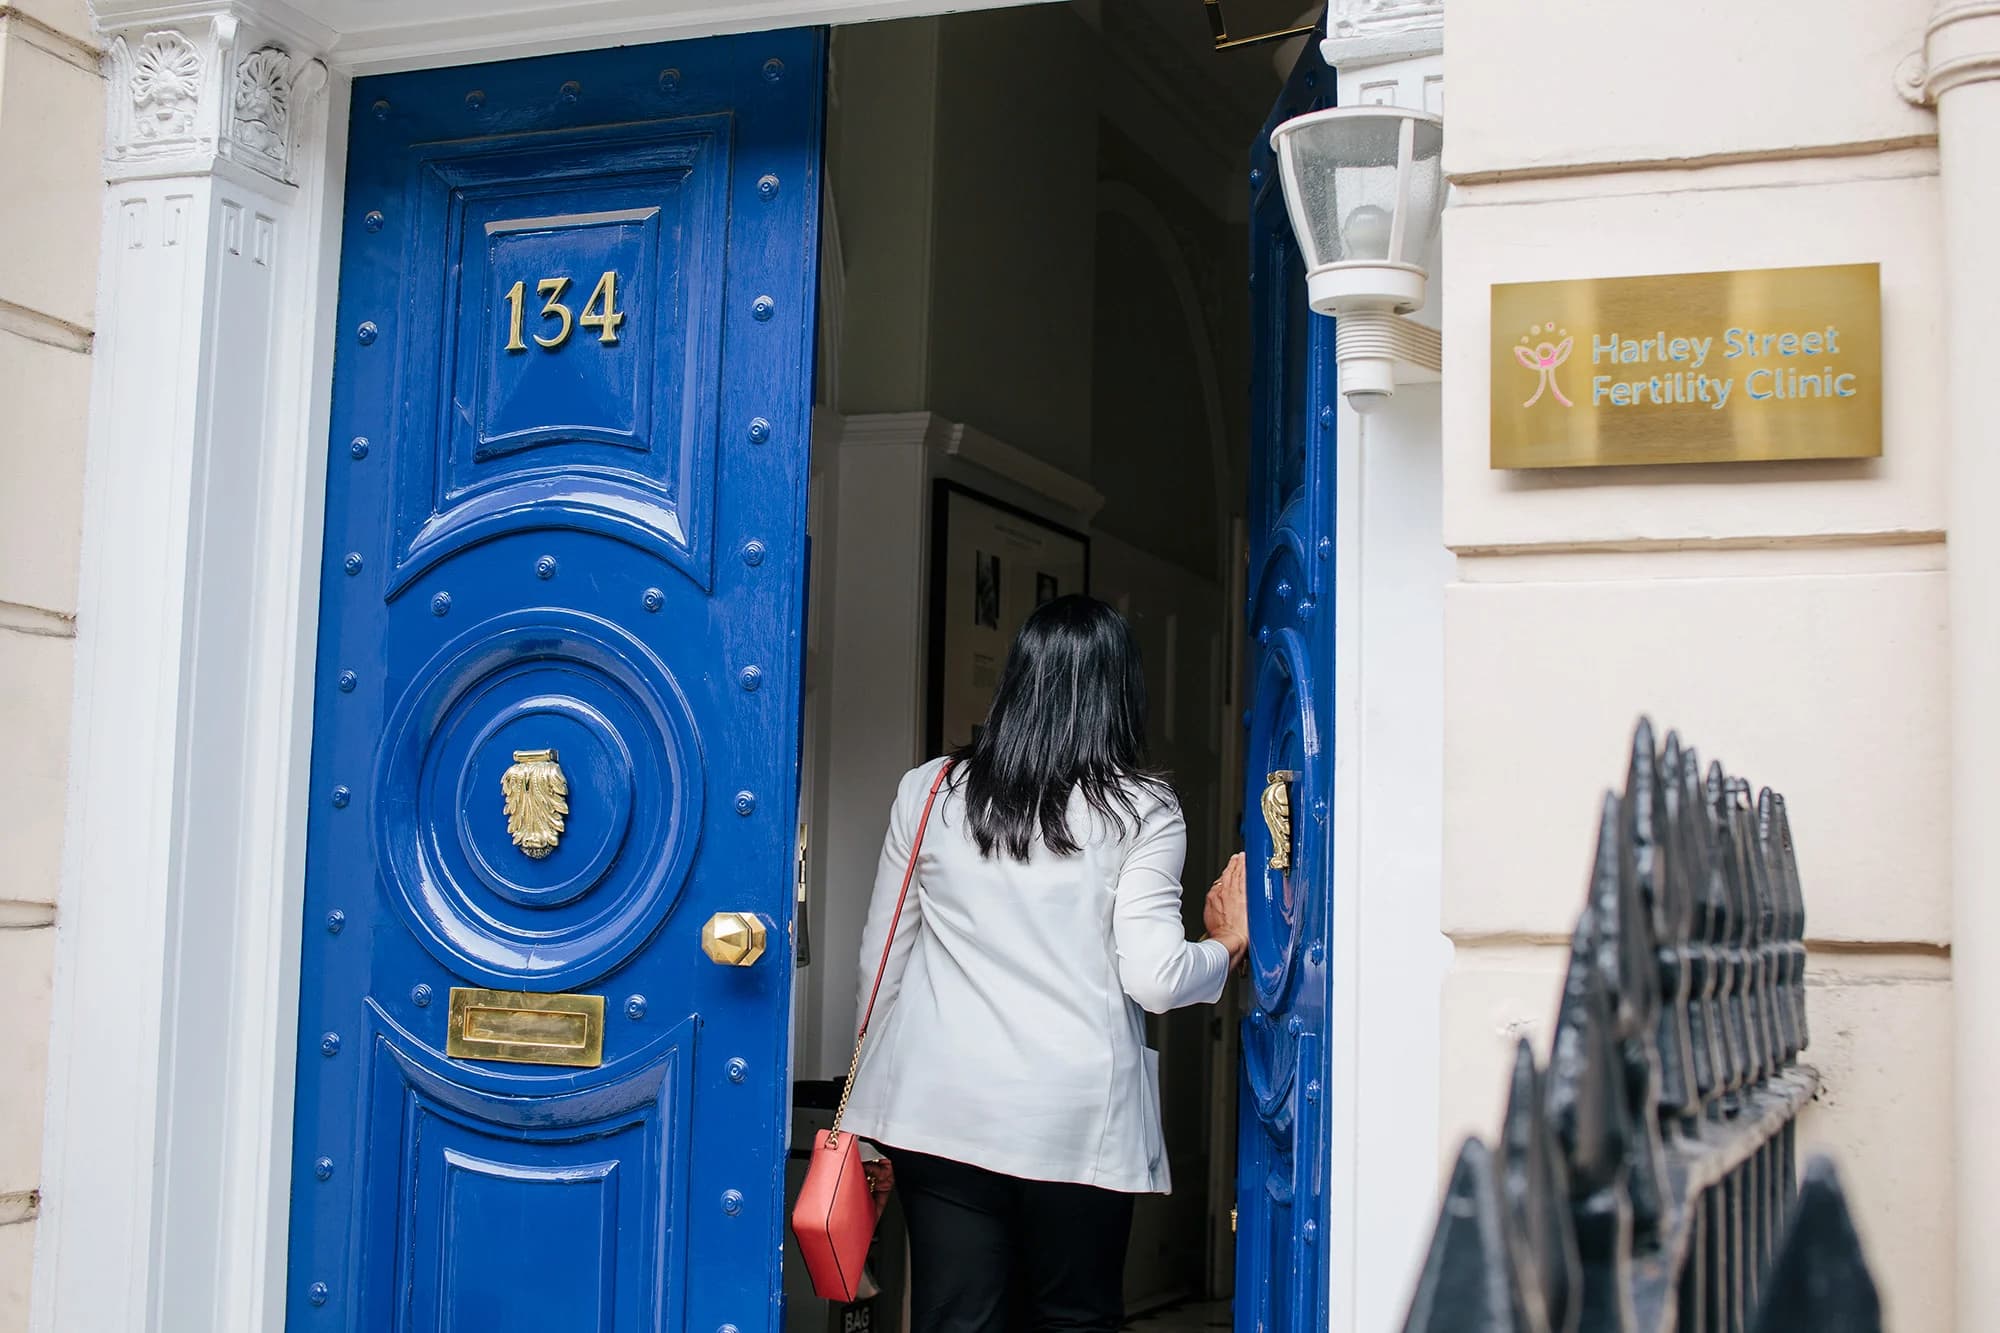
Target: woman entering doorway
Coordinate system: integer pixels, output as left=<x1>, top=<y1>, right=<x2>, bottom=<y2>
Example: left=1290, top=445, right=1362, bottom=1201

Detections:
left=840, top=596, right=1250, bottom=1333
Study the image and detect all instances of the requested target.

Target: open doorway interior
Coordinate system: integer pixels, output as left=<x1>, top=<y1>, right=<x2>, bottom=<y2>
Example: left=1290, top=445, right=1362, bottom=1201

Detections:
left=785, top=4, right=1292, bottom=1329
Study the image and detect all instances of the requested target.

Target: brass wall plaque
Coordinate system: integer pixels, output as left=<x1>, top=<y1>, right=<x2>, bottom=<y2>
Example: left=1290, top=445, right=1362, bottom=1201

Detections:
left=1490, top=263, right=1881, bottom=469
left=446, top=987, right=605, bottom=1067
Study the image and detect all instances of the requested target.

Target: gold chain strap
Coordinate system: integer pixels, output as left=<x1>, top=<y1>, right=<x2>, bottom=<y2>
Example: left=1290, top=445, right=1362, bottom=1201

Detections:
left=829, top=1028, right=868, bottom=1139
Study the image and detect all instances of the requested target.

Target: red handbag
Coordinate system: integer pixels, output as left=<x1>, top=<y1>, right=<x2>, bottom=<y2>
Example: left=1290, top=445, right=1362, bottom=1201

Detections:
left=792, top=761, right=953, bottom=1303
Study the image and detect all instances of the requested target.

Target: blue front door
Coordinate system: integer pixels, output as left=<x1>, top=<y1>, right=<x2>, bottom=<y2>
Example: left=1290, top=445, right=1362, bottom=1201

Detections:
left=288, top=33, right=823, bottom=1332
left=1236, top=38, right=1336, bottom=1333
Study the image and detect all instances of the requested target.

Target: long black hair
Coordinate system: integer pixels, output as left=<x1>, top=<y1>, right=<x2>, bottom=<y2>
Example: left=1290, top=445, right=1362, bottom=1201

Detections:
left=951, top=594, right=1168, bottom=861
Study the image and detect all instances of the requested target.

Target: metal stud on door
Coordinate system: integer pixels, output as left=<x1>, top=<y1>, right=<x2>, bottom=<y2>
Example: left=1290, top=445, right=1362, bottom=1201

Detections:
left=288, top=34, right=823, bottom=1333
left=1236, top=37, right=1337, bottom=1333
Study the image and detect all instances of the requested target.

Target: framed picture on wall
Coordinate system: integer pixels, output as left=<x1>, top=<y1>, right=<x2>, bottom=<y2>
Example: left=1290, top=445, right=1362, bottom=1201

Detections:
left=926, top=481, right=1091, bottom=757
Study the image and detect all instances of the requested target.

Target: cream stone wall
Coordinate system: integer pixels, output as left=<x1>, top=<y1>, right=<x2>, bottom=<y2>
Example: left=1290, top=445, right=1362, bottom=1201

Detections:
left=0, top=2, right=98, bottom=1329
left=1438, top=1, right=1951, bottom=1328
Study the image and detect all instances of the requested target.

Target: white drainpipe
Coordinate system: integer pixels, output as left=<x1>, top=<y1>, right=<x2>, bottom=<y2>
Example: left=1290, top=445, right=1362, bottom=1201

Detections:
left=1902, top=5, right=2000, bottom=1327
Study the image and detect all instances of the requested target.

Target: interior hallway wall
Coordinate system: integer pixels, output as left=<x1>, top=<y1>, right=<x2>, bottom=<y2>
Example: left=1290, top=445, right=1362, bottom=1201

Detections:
left=927, top=7, right=1099, bottom=473
left=1092, top=123, right=1245, bottom=585
left=0, top=4, right=103, bottom=1326
left=826, top=3, right=1102, bottom=475
left=822, top=14, right=940, bottom=417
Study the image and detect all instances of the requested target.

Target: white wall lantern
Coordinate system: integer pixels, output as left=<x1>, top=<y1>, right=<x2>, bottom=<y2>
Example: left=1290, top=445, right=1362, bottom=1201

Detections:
left=1269, top=105, right=1445, bottom=412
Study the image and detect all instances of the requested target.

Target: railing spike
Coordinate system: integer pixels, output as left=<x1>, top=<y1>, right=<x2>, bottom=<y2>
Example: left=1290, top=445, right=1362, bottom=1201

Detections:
left=1672, top=740, right=1721, bottom=1121
left=1546, top=896, right=1637, bottom=1330
left=1756, top=788, right=1797, bottom=1066
left=1501, top=1039, right=1579, bottom=1333
left=1772, top=792, right=1809, bottom=1055
left=1651, top=731, right=1700, bottom=1130
left=1747, top=1159, right=1882, bottom=1333
left=1727, top=779, right=1770, bottom=1089
left=1600, top=781, right=1668, bottom=1250
left=1626, top=719, right=1657, bottom=803
left=1398, top=1139, right=1526, bottom=1333
left=1737, top=781, right=1779, bottom=1084
left=1705, top=765, right=1751, bottom=1101
left=1685, top=750, right=1729, bottom=1117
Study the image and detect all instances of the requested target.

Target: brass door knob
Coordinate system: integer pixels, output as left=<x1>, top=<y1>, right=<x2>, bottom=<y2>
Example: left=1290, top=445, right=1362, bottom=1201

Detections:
left=701, top=912, right=769, bottom=967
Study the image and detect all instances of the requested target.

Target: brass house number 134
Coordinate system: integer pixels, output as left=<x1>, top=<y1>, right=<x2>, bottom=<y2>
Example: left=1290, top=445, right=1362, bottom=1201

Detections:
left=503, top=271, right=625, bottom=351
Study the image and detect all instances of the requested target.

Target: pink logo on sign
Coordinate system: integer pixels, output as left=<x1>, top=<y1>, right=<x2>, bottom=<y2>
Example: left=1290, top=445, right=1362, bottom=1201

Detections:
left=1514, top=323, right=1573, bottom=408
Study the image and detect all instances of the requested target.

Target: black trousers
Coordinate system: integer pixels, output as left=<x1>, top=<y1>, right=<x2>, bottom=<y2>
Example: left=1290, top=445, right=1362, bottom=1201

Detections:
left=887, top=1148, right=1135, bottom=1333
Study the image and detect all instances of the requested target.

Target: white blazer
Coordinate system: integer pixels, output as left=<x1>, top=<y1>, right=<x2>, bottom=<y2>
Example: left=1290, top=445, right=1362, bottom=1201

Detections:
left=838, top=757, right=1230, bottom=1193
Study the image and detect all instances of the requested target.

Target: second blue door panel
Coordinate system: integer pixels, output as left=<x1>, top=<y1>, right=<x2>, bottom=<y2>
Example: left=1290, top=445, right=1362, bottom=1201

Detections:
left=1237, top=35, right=1337, bottom=1333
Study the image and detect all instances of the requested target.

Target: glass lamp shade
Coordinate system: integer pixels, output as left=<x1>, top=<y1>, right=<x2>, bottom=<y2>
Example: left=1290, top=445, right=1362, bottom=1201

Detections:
left=1269, top=106, right=1445, bottom=316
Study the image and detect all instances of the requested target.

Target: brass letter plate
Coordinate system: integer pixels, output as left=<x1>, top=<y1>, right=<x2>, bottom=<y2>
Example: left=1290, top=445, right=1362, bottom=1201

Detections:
left=446, top=987, right=605, bottom=1068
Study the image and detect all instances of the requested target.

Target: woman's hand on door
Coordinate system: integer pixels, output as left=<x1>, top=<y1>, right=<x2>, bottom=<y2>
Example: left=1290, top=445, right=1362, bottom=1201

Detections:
left=1203, top=853, right=1250, bottom=973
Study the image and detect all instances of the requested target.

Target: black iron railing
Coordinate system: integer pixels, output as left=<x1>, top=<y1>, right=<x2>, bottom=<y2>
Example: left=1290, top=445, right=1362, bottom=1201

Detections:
left=1399, top=721, right=1883, bottom=1333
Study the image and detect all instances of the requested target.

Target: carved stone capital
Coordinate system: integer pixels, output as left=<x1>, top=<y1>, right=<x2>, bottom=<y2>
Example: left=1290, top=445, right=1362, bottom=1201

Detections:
left=1898, top=1, right=2000, bottom=105
left=103, top=13, right=328, bottom=184
left=1321, top=0, right=1444, bottom=69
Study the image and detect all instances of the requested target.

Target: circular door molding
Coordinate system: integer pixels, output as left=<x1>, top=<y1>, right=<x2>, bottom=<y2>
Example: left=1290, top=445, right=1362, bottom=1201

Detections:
left=374, top=608, right=705, bottom=990
left=452, top=691, right=639, bottom=910
left=1245, top=627, right=1321, bottom=1010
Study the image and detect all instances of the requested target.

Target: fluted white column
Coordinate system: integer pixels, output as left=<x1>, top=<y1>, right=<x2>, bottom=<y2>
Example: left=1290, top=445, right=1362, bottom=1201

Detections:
left=1905, top=5, right=2000, bottom=1328
left=32, top=6, right=338, bottom=1331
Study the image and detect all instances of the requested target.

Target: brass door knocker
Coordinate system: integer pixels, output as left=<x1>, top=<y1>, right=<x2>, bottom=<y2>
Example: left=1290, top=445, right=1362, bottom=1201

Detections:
left=1261, top=770, right=1298, bottom=870
left=501, top=748, right=568, bottom=858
